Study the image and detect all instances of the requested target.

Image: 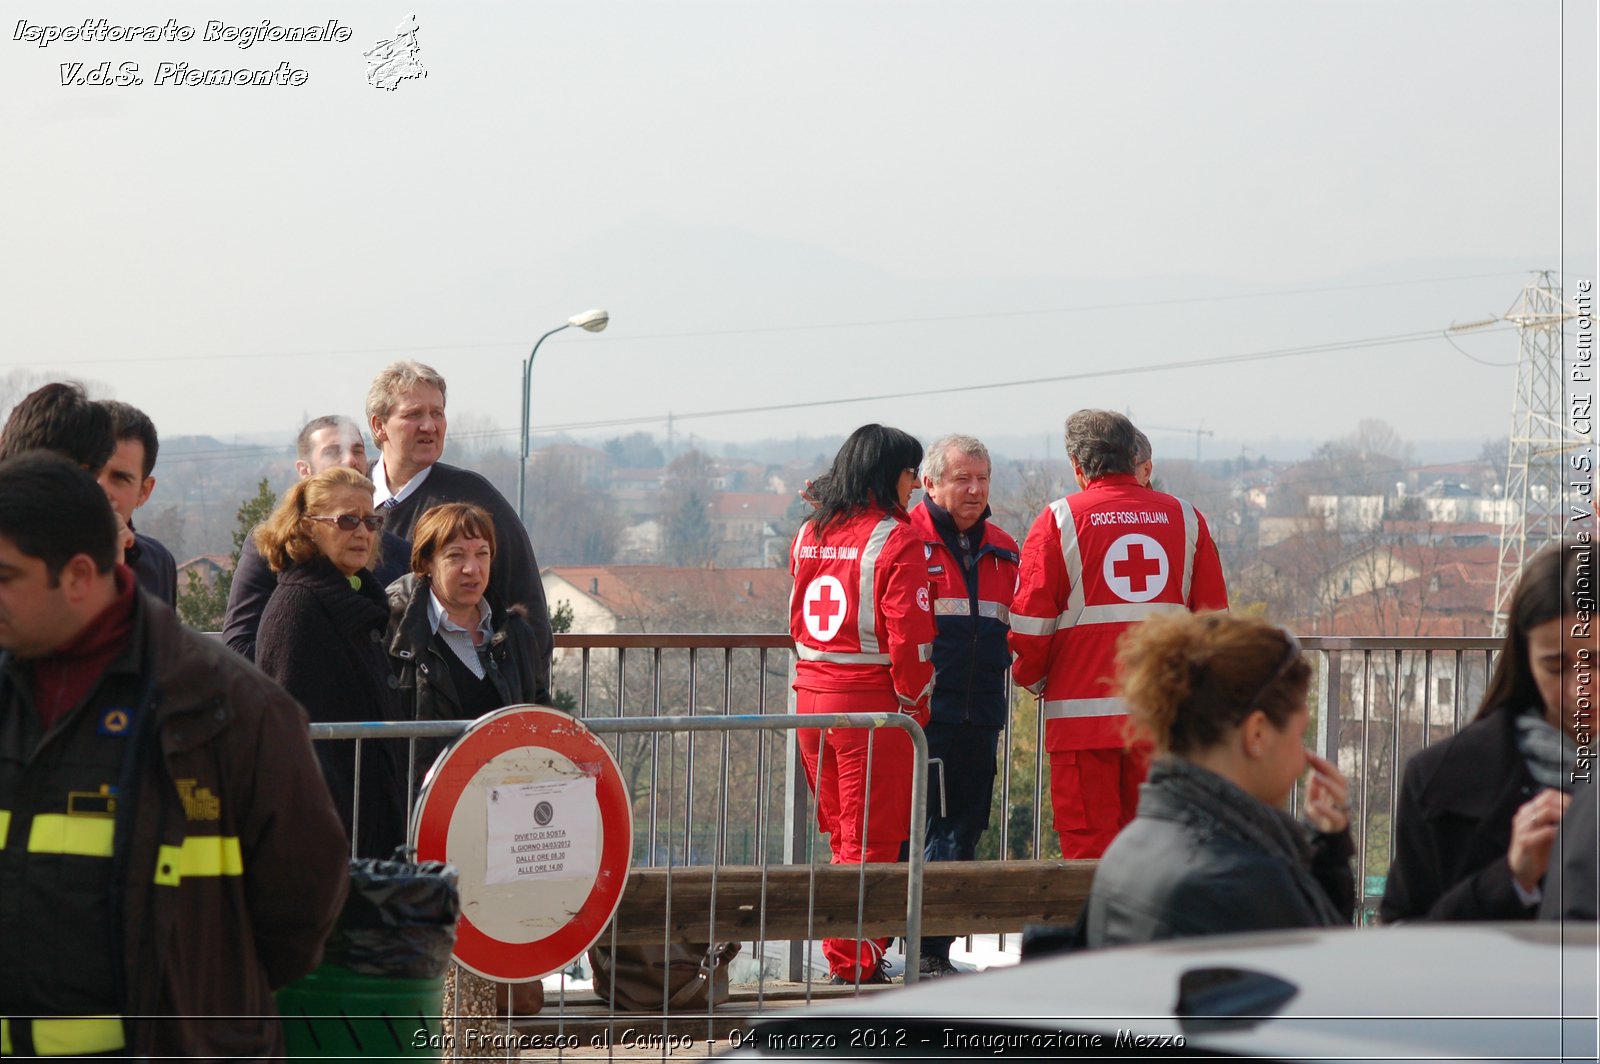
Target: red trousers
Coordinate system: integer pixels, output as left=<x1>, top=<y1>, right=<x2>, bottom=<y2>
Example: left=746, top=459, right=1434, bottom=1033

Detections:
left=796, top=688, right=916, bottom=981
left=1049, top=747, right=1148, bottom=859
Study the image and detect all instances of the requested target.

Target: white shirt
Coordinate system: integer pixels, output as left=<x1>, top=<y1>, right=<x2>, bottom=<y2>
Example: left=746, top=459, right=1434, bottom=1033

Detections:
left=371, top=458, right=433, bottom=508
left=427, top=590, right=494, bottom=679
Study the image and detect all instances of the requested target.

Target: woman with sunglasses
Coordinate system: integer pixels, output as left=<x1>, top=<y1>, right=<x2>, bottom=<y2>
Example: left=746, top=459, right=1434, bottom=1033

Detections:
left=1083, top=613, right=1354, bottom=947
left=255, top=465, right=408, bottom=858
left=1383, top=543, right=1582, bottom=922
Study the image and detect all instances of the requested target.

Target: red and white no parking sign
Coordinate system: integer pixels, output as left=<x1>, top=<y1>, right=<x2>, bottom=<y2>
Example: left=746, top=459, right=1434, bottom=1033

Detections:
left=410, top=705, right=632, bottom=982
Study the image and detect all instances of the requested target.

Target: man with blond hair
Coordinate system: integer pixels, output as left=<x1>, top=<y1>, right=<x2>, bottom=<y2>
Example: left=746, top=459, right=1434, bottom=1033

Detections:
left=365, top=361, right=552, bottom=699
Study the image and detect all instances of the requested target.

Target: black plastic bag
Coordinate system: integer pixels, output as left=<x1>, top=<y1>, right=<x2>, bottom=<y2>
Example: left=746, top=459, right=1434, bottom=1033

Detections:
left=322, top=857, right=461, bottom=979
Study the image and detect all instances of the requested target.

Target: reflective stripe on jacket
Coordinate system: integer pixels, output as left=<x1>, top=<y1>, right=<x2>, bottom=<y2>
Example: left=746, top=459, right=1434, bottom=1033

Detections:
left=790, top=507, right=936, bottom=711
left=1009, top=476, right=1229, bottom=752
left=909, top=502, right=1018, bottom=728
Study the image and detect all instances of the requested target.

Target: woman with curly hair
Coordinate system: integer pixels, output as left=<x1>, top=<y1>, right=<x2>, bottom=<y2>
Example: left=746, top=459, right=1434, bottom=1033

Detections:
left=1084, top=612, right=1354, bottom=947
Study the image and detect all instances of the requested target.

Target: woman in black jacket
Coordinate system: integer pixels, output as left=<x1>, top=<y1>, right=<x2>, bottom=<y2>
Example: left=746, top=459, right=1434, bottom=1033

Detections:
left=1382, top=543, right=1583, bottom=922
left=385, top=501, right=552, bottom=1018
left=255, top=465, right=408, bottom=859
left=386, top=502, right=551, bottom=785
left=1085, top=613, right=1354, bottom=947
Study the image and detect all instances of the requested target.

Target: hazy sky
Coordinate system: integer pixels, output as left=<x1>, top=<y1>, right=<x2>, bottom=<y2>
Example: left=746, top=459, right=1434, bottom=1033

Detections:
left=3, top=1, right=1594, bottom=462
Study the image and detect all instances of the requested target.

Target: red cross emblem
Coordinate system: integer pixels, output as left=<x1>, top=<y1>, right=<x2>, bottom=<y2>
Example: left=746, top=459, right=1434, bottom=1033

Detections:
left=803, top=575, right=848, bottom=641
left=1102, top=534, right=1169, bottom=603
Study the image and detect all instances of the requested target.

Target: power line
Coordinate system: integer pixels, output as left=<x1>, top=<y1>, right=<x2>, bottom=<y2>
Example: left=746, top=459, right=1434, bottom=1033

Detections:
left=2, top=270, right=1529, bottom=369
left=150, top=321, right=1522, bottom=465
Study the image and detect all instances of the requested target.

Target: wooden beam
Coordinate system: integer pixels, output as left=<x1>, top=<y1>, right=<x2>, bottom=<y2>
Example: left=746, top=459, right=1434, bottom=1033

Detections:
left=604, top=860, right=1095, bottom=945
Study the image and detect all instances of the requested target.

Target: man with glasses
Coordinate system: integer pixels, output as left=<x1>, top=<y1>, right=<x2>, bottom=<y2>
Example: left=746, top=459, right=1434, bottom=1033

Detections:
left=1010, top=410, right=1229, bottom=859
left=222, top=414, right=409, bottom=659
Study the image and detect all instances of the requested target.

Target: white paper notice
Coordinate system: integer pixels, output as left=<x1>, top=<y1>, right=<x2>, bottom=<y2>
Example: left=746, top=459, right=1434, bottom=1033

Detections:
left=484, top=778, right=599, bottom=886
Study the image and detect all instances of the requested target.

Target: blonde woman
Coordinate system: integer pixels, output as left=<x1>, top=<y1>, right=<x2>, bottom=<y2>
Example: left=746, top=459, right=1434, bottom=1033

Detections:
left=255, top=466, right=407, bottom=858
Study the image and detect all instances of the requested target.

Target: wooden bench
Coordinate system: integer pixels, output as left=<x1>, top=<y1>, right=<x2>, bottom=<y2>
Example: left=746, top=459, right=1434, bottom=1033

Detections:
left=606, top=859, right=1098, bottom=944
left=493, top=859, right=1097, bottom=1042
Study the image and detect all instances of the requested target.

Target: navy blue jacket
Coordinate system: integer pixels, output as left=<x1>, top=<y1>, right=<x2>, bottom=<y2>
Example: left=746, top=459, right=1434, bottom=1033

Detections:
left=909, top=500, right=1019, bottom=728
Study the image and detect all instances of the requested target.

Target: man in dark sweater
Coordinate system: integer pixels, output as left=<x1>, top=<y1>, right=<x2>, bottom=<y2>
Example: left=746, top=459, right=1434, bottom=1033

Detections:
left=97, top=401, right=178, bottom=606
left=364, top=360, right=553, bottom=681
left=222, top=415, right=411, bottom=659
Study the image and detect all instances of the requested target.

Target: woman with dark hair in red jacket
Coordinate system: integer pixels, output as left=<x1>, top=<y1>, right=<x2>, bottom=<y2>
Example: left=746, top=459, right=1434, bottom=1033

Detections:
left=790, top=423, right=935, bottom=985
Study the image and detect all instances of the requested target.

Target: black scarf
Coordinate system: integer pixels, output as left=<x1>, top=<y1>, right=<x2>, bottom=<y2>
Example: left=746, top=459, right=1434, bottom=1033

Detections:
left=1148, top=756, right=1346, bottom=925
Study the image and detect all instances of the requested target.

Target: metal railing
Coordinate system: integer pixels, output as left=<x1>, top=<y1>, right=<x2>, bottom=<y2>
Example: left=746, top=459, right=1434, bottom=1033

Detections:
left=310, top=710, right=930, bottom=1055
left=544, top=632, right=1499, bottom=912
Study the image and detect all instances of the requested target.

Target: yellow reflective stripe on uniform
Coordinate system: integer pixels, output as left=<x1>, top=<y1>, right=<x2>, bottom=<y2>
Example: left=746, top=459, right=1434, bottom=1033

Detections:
left=154, top=835, right=244, bottom=886
left=1076, top=601, right=1187, bottom=626
left=29, top=1016, right=125, bottom=1055
left=26, top=814, right=115, bottom=857
left=1042, top=697, right=1126, bottom=720
left=0, top=809, right=10, bottom=850
left=2, top=1017, right=10, bottom=1055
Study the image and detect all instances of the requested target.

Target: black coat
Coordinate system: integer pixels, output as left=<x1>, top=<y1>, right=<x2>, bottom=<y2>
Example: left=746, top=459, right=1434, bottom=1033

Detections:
left=377, top=462, right=553, bottom=680
left=1541, top=778, right=1598, bottom=921
left=1381, top=706, right=1541, bottom=922
left=256, top=555, right=408, bottom=859
left=1086, top=778, right=1355, bottom=947
left=223, top=527, right=411, bottom=661
left=385, top=573, right=552, bottom=783
left=127, top=529, right=177, bottom=607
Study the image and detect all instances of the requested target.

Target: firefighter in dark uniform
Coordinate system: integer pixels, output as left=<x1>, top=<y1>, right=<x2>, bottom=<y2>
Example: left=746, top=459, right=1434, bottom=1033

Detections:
left=0, top=451, right=348, bottom=1059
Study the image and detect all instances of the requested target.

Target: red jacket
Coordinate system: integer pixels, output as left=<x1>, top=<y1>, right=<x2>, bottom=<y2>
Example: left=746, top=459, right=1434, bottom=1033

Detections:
left=908, top=502, right=1019, bottom=728
left=1009, top=475, right=1228, bottom=752
left=790, top=507, right=935, bottom=713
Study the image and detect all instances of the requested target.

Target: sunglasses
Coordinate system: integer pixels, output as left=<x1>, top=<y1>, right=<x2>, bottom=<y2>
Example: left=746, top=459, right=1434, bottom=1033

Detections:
left=307, top=513, right=384, bottom=533
left=1244, top=627, right=1303, bottom=712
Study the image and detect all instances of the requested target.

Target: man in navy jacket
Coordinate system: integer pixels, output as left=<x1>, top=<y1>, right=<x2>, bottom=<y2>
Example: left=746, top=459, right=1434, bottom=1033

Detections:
left=908, top=434, right=1020, bottom=977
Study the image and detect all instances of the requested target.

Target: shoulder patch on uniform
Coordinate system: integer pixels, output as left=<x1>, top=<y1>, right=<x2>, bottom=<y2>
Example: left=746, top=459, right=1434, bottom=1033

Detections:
left=98, top=707, right=133, bottom=736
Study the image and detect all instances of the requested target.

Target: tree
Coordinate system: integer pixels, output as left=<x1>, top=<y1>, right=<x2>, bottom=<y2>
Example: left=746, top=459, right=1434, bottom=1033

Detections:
left=603, top=431, right=664, bottom=469
left=661, top=450, right=717, bottom=567
left=547, top=599, right=578, bottom=712
left=176, top=479, right=276, bottom=631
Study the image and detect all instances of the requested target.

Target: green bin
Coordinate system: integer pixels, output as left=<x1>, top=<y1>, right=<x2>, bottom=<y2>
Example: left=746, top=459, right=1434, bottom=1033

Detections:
left=277, top=962, right=445, bottom=1060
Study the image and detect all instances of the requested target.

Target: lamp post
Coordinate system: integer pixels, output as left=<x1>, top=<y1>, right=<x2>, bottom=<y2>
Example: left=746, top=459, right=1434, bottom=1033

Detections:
left=518, top=308, right=609, bottom=525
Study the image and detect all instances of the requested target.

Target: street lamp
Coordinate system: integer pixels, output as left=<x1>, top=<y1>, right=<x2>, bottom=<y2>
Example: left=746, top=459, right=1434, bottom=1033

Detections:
left=518, top=308, right=609, bottom=525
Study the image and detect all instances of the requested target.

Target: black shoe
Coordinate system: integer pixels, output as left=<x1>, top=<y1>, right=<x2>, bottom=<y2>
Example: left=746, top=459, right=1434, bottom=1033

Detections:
left=918, top=955, right=961, bottom=978
left=829, top=968, right=894, bottom=986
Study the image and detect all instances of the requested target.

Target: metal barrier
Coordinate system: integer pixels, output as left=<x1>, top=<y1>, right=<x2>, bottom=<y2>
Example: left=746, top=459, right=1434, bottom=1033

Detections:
left=312, top=632, right=1502, bottom=913
left=310, top=711, right=929, bottom=1048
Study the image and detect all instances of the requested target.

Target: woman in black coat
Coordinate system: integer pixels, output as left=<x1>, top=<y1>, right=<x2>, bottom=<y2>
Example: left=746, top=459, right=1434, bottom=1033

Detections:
left=1382, top=543, right=1584, bottom=922
left=255, top=465, right=408, bottom=860
left=385, top=501, right=552, bottom=786
left=1085, top=613, right=1354, bottom=947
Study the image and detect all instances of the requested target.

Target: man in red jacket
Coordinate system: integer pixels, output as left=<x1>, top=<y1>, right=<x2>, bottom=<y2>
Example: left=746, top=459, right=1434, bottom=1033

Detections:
left=1010, top=410, right=1228, bottom=858
left=908, top=434, right=1019, bottom=977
